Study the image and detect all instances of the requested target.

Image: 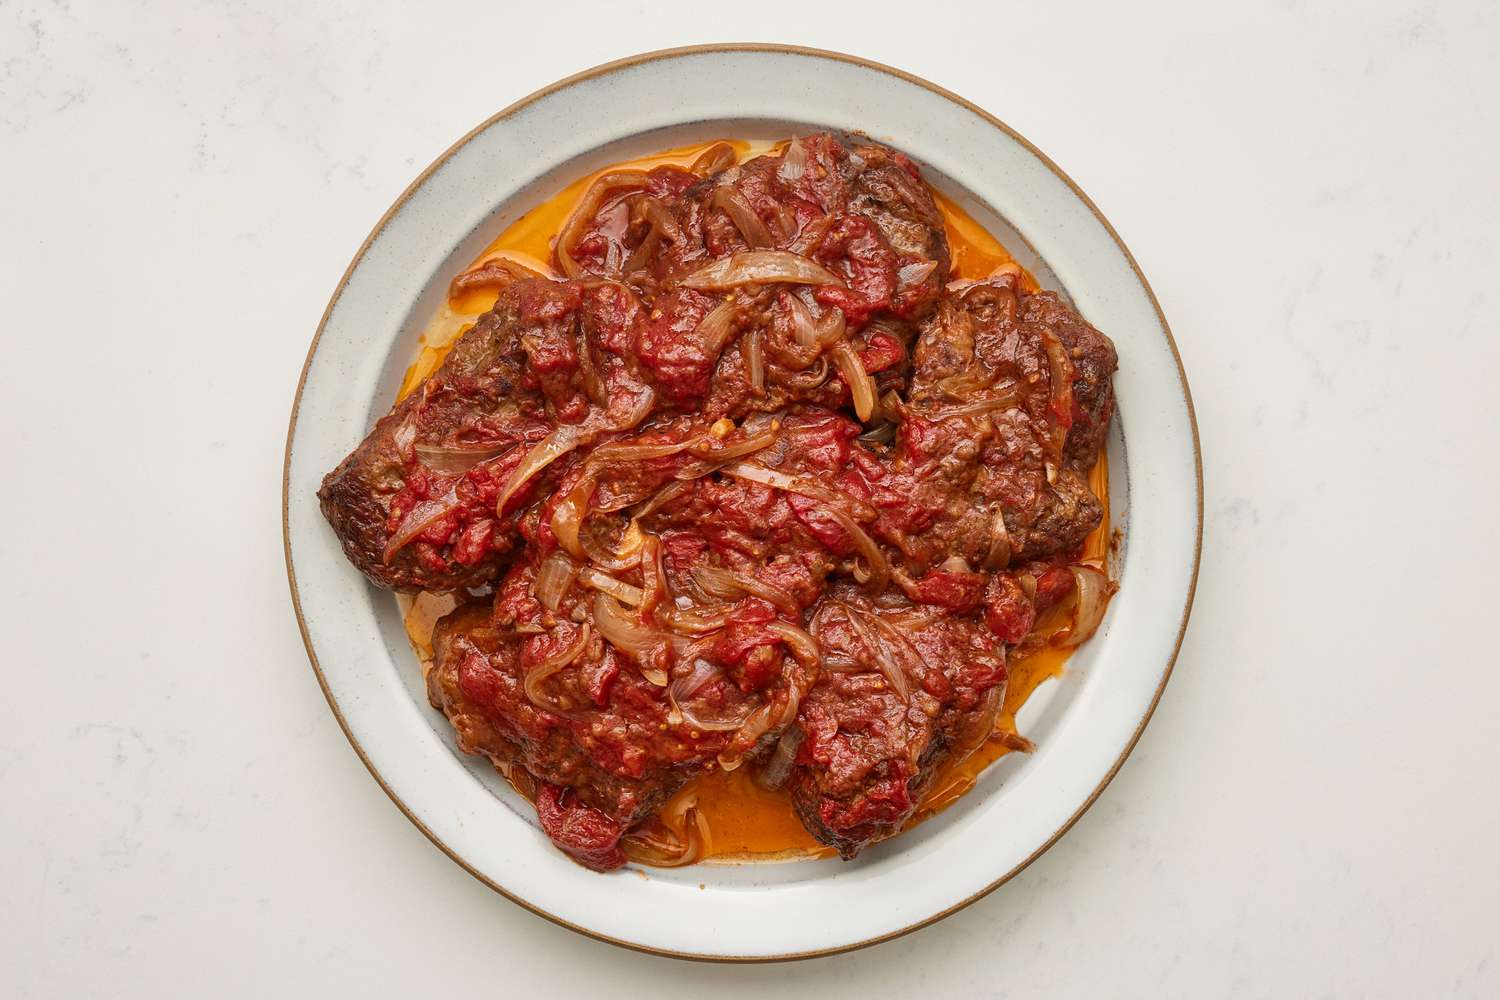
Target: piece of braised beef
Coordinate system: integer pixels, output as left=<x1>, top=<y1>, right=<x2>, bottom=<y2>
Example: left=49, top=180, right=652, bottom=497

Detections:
left=788, top=587, right=1007, bottom=858
left=318, top=278, right=652, bottom=592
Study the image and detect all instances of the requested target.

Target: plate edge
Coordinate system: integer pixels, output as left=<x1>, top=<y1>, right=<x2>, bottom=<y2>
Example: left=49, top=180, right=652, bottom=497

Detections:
left=280, top=41, right=1205, bottom=964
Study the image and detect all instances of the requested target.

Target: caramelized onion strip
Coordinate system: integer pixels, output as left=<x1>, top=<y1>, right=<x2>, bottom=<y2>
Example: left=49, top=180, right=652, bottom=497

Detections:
left=746, top=327, right=766, bottom=393
left=719, top=462, right=875, bottom=521
left=711, top=186, right=775, bottom=248
left=842, top=605, right=909, bottom=701
left=523, top=624, right=590, bottom=713
left=549, top=478, right=595, bottom=559
left=495, top=426, right=582, bottom=517
left=756, top=723, right=804, bottom=791
left=534, top=550, right=580, bottom=612
left=1055, top=563, right=1112, bottom=648
left=413, top=442, right=510, bottom=476
left=556, top=171, right=649, bottom=278
left=1038, top=326, right=1077, bottom=482
left=831, top=341, right=876, bottom=421
left=620, top=808, right=709, bottom=868
left=679, top=251, right=846, bottom=291
left=691, top=564, right=798, bottom=615
left=577, top=566, right=644, bottom=606
left=690, top=142, right=737, bottom=177
left=382, top=487, right=461, bottom=564
left=823, top=504, right=890, bottom=593
left=591, top=593, right=669, bottom=685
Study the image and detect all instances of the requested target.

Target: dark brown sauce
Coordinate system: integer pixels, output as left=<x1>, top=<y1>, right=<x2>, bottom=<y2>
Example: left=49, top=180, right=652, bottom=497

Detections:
left=399, top=139, right=1107, bottom=863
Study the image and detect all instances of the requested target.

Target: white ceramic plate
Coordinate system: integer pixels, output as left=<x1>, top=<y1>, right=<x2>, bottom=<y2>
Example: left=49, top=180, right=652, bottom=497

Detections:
left=283, top=44, right=1200, bottom=961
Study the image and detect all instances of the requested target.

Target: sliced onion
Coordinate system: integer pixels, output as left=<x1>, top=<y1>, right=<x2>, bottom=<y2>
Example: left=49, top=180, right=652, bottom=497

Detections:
left=587, top=438, right=695, bottom=465
left=780, top=356, right=829, bottom=390
left=549, top=478, right=594, bottom=559
left=814, top=308, right=848, bottom=348
left=868, top=609, right=925, bottom=681
left=608, top=384, right=658, bottom=431
left=622, top=197, right=685, bottom=275
left=831, top=341, right=876, bottom=421
left=761, top=619, right=821, bottom=672
left=579, top=526, right=641, bottom=573
left=523, top=623, right=590, bottom=713
left=983, top=507, right=1013, bottom=571
left=721, top=703, right=776, bottom=768
left=663, top=606, right=733, bottom=635
left=382, top=486, right=460, bottom=564
left=556, top=170, right=649, bottom=278
left=711, top=186, right=774, bottom=248
left=670, top=657, right=719, bottom=704
left=719, top=461, right=858, bottom=513
left=929, top=387, right=1023, bottom=422
left=694, top=296, right=742, bottom=358
left=679, top=250, right=845, bottom=291
left=449, top=256, right=545, bottom=298
left=620, top=807, right=708, bottom=868
left=629, top=480, right=690, bottom=523
left=1017, top=573, right=1038, bottom=601
left=746, top=327, right=766, bottom=394
left=414, top=442, right=512, bottom=476
left=1039, top=326, right=1076, bottom=482
left=534, top=550, right=580, bottom=612
left=879, top=389, right=904, bottom=424
left=578, top=566, right=644, bottom=607
left=673, top=688, right=754, bottom=733
left=1055, top=563, right=1111, bottom=648
left=858, top=422, right=897, bottom=446
left=592, top=593, right=669, bottom=684
left=822, top=504, right=891, bottom=593
left=778, top=138, right=807, bottom=183
left=896, top=259, right=938, bottom=290
left=687, top=423, right=780, bottom=463
left=691, top=564, right=798, bottom=615
left=391, top=414, right=417, bottom=463
left=781, top=291, right=815, bottom=350
left=638, top=532, right=669, bottom=616
left=843, top=606, right=909, bottom=701
left=935, top=370, right=996, bottom=401
left=690, top=142, right=736, bottom=177
left=756, top=723, right=804, bottom=791
left=495, top=425, right=582, bottom=517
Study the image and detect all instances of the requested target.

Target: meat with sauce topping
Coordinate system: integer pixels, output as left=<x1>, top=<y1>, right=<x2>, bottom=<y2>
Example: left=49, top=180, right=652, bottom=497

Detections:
left=789, top=587, right=1006, bottom=858
left=319, top=133, right=1117, bottom=869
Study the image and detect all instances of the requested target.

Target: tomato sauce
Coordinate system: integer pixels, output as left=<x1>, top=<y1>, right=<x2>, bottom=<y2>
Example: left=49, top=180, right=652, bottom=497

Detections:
left=398, top=139, right=1109, bottom=863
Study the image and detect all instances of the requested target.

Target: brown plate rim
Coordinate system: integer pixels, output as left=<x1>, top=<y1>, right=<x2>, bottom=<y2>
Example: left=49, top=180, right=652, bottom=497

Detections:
left=281, top=41, right=1203, bottom=964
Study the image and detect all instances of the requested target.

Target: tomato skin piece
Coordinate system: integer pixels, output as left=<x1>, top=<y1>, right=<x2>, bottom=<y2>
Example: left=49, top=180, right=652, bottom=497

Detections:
left=534, top=782, right=627, bottom=872
left=913, top=570, right=987, bottom=611
left=984, top=573, right=1036, bottom=643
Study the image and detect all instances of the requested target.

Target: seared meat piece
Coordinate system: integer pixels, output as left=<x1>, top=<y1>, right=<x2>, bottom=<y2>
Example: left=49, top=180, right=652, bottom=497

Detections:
left=631, top=133, right=950, bottom=319
left=429, top=594, right=701, bottom=871
left=788, top=587, right=1007, bottom=858
left=1019, top=291, right=1118, bottom=470
left=318, top=278, right=653, bottom=592
left=427, top=542, right=819, bottom=870
left=880, top=272, right=1117, bottom=568
left=566, top=134, right=949, bottom=411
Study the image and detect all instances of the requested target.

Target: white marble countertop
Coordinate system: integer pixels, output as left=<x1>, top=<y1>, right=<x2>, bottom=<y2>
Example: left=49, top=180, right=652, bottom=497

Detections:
left=3, top=2, right=1497, bottom=996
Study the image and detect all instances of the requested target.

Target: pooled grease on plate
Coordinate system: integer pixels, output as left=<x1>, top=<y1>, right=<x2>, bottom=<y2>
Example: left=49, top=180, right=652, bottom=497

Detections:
left=397, top=139, right=1108, bottom=864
